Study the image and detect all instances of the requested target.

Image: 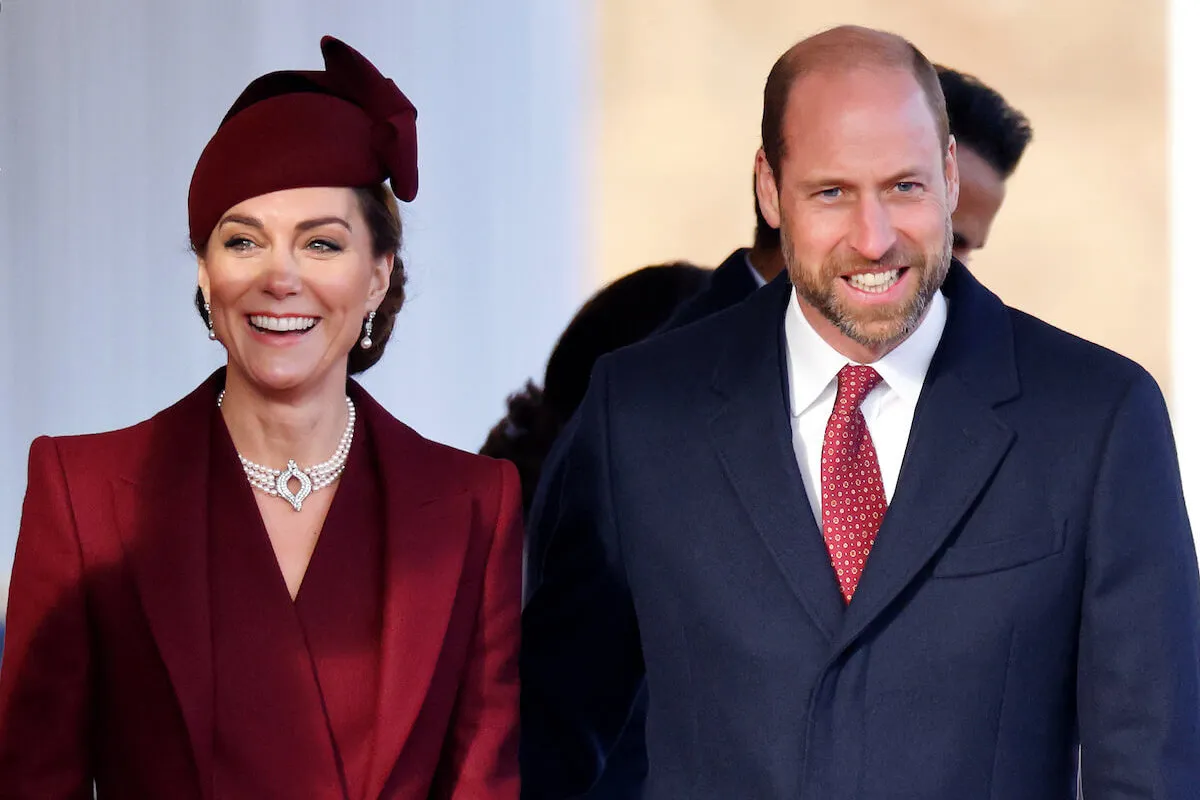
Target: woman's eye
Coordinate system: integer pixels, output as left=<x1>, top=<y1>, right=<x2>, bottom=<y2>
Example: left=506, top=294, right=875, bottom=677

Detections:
left=307, top=239, right=343, bottom=253
left=224, top=236, right=255, bottom=252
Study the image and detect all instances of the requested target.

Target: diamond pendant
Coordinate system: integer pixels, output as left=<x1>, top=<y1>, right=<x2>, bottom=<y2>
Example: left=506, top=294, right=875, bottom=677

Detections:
left=276, top=460, right=313, bottom=512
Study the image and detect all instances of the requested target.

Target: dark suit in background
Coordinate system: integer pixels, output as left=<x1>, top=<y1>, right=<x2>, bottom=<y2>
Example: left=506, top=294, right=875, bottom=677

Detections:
left=664, top=248, right=760, bottom=331
left=576, top=247, right=765, bottom=798
left=570, top=247, right=762, bottom=799
left=483, top=264, right=711, bottom=800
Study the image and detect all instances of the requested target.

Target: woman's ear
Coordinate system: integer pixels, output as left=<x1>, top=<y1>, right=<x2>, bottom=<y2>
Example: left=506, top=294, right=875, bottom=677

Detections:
left=197, top=257, right=211, bottom=305
left=368, top=252, right=393, bottom=309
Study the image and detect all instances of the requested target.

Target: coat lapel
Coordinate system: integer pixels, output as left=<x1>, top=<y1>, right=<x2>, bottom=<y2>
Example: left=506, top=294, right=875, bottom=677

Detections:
left=355, top=386, right=473, bottom=799
left=832, top=264, right=1021, bottom=655
left=709, top=277, right=845, bottom=640
left=112, top=373, right=222, bottom=800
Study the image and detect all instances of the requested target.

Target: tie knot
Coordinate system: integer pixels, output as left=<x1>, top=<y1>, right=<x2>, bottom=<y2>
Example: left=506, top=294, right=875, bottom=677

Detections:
left=834, top=365, right=883, bottom=413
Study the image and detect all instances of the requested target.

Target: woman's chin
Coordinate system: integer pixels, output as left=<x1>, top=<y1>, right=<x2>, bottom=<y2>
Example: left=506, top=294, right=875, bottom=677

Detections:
left=229, top=358, right=340, bottom=398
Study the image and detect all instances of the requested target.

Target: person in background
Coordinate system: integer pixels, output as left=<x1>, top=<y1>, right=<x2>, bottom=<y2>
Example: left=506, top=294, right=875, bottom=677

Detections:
left=937, top=65, right=1032, bottom=265
left=483, top=261, right=708, bottom=800
left=521, top=24, right=1200, bottom=798
left=665, top=185, right=785, bottom=329
left=483, top=261, right=710, bottom=518
left=0, top=36, right=521, bottom=799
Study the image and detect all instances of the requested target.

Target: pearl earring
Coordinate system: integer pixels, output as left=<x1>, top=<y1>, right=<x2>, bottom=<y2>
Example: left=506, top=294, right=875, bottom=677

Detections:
left=360, top=310, right=376, bottom=350
left=204, top=302, right=217, bottom=341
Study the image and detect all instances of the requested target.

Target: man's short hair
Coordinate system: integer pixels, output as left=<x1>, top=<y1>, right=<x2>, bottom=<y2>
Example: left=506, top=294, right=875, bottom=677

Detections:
left=761, top=27, right=949, bottom=179
left=937, top=66, right=1032, bottom=178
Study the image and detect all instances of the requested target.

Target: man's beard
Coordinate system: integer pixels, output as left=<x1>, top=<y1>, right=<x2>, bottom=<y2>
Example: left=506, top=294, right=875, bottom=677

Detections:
left=783, top=216, right=952, bottom=350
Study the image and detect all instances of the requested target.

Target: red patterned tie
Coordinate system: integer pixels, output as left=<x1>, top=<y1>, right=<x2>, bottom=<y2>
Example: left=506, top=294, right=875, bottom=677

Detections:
left=821, top=365, right=887, bottom=603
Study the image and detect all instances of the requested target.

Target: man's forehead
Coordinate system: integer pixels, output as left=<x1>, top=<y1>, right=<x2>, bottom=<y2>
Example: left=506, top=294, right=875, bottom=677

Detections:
left=781, top=70, right=941, bottom=156
left=785, top=66, right=925, bottom=114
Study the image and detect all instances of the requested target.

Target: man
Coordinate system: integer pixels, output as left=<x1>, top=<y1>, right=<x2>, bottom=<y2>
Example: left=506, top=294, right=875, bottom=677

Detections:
left=938, top=65, right=1032, bottom=264
left=521, top=24, right=1200, bottom=799
left=670, top=65, right=1030, bottom=337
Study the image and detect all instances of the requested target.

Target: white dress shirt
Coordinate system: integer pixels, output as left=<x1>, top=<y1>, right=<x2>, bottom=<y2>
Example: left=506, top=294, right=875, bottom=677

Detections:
left=783, top=287, right=948, bottom=523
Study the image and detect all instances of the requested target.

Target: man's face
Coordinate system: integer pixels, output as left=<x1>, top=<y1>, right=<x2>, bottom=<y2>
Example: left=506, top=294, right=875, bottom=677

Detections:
left=951, top=144, right=1006, bottom=265
left=757, top=67, right=957, bottom=361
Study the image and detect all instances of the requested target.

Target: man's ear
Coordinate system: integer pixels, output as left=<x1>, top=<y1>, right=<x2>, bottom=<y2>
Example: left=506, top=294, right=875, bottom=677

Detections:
left=755, top=148, right=782, bottom=229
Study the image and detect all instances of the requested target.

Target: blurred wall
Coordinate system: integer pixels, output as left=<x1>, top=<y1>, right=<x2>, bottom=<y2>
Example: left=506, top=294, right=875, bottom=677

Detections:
left=597, top=0, right=1169, bottom=394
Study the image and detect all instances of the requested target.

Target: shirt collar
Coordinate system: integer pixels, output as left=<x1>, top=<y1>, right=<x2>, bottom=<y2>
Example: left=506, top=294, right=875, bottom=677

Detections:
left=743, top=251, right=768, bottom=288
left=784, top=286, right=948, bottom=417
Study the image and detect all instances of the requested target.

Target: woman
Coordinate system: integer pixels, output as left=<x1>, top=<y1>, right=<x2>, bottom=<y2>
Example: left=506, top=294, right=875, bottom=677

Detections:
left=0, top=37, right=521, bottom=799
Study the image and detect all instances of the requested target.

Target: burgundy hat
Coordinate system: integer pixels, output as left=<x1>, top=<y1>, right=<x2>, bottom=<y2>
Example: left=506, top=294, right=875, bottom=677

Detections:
left=188, top=36, right=417, bottom=248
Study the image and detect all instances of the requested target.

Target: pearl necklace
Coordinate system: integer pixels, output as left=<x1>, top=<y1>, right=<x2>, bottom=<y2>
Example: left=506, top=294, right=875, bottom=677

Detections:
left=216, top=390, right=356, bottom=512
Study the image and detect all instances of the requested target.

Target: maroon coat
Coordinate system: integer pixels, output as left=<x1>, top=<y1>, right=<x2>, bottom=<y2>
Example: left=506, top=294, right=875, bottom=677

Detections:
left=0, top=373, right=522, bottom=799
